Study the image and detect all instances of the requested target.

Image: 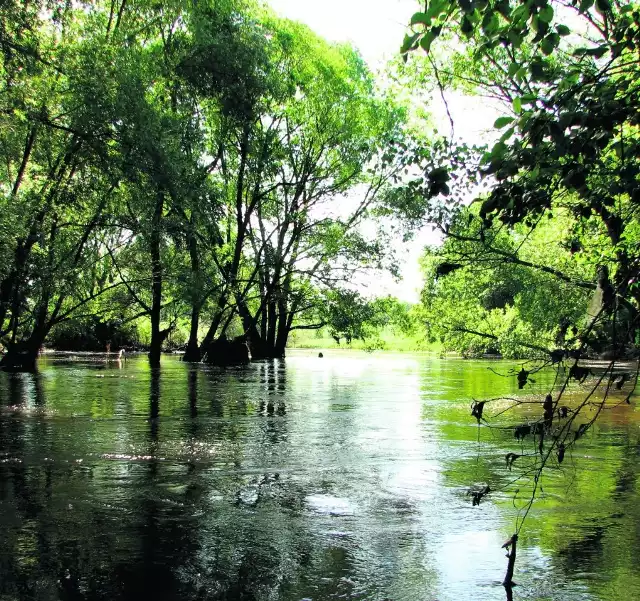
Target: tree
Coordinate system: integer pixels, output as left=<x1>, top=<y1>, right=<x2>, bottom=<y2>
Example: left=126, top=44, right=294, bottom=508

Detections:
left=399, top=0, right=640, bottom=346
left=0, top=1, right=126, bottom=369
left=419, top=206, right=593, bottom=357
left=393, top=0, right=640, bottom=591
left=0, top=1, right=411, bottom=368
left=182, top=13, right=408, bottom=362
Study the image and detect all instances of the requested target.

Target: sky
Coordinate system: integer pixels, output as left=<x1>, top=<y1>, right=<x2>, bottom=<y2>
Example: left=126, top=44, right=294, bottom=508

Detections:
left=267, top=0, right=501, bottom=302
left=268, top=0, right=417, bottom=66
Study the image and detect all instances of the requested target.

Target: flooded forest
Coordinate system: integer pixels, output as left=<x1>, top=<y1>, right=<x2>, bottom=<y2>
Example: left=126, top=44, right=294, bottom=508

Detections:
left=0, top=1, right=639, bottom=600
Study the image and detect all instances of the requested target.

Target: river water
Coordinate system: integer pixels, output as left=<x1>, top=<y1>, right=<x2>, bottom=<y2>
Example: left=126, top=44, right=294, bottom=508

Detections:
left=0, top=352, right=638, bottom=601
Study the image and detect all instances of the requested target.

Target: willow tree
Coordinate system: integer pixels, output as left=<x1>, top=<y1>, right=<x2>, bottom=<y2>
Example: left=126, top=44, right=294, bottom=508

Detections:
left=0, top=0, right=408, bottom=368
left=0, top=0, right=254, bottom=367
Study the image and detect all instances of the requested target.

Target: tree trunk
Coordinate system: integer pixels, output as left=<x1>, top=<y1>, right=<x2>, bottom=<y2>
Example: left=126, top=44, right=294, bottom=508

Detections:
left=502, top=533, right=517, bottom=598
left=183, top=229, right=202, bottom=362
left=0, top=319, right=49, bottom=372
left=148, top=192, right=164, bottom=367
left=184, top=303, right=202, bottom=362
left=236, top=298, right=269, bottom=359
left=266, top=299, right=278, bottom=349
left=274, top=299, right=290, bottom=357
left=199, top=304, right=226, bottom=356
left=0, top=340, right=40, bottom=372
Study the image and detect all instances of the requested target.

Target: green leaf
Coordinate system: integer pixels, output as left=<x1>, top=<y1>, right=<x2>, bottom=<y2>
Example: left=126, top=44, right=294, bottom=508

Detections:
left=556, top=24, right=571, bottom=36
left=511, top=5, right=528, bottom=23
left=541, top=33, right=560, bottom=55
left=508, top=62, right=519, bottom=77
left=519, top=111, right=533, bottom=129
left=400, top=33, right=420, bottom=54
left=482, top=11, right=500, bottom=35
left=494, top=116, right=515, bottom=129
left=426, top=0, right=446, bottom=20
left=531, top=14, right=541, bottom=33
left=490, top=141, right=508, bottom=159
left=507, top=30, right=524, bottom=48
left=13, top=108, right=28, bottom=122
left=495, top=0, right=511, bottom=19
left=419, top=27, right=441, bottom=53
left=538, top=4, right=554, bottom=23
left=530, top=58, right=548, bottom=82
left=461, top=16, right=474, bottom=37
left=520, top=93, right=539, bottom=104
left=410, top=12, right=430, bottom=26
left=595, top=0, right=611, bottom=13
left=499, top=126, right=516, bottom=143
left=579, top=0, right=595, bottom=12
left=512, top=97, right=522, bottom=114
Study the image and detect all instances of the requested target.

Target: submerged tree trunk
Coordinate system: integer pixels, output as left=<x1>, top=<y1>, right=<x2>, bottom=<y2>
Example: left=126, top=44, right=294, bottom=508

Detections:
left=0, top=312, right=51, bottom=372
left=199, top=301, right=228, bottom=358
left=235, top=298, right=286, bottom=360
left=183, top=229, right=202, bottom=362
left=201, top=335, right=250, bottom=366
left=184, top=303, right=202, bottom=362
left=148, top=192, right=164, bottom=367
left=274, top=299, right=290, bottom=357
left=0, top=339, right=41, bottom=372
left=236, top=298, right=267, bottom=358
left=502, top=533, right=517, bottom=601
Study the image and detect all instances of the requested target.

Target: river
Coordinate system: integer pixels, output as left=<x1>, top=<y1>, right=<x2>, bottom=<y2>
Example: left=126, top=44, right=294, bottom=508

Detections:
left=0, top=352, right=638, bottom=601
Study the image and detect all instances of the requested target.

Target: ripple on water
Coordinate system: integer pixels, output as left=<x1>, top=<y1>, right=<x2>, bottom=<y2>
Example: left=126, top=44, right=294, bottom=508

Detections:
left=305, top=494, right=357, bottom=516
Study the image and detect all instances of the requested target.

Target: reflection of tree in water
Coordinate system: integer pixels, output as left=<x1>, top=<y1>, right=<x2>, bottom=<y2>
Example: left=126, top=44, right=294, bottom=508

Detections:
left=0, top=372, right=100, bottom=599
left=185, top=359, right=320, bottom=600
left=188, top=368, right=198, bottom=420
left=0, top=374, right=37, bottom=599
left=415, top=360, right=640, bottom=600
left=259, top=361, right=286, bottom=415
left=557, top=526, right=606, bottom=575
left=149, top=367, right=160, bottom=443
left=552, top=428, right=640, bottom=598
left=11, top=358, right=640, bottom=600
left=107, top=365, right=200, bottom=600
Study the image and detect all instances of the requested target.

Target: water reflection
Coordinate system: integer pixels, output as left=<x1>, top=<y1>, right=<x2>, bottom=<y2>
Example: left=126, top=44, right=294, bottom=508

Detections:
left=0, top=353, right=638, bottom=600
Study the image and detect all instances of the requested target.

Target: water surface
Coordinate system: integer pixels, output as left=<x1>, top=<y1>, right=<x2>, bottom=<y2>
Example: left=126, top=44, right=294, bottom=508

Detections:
left=0, top=352, right=638, bottom=600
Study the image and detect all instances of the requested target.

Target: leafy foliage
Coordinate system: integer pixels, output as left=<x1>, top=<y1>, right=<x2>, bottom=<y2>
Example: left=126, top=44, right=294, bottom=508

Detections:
left=419, top=207, right=593, bottom=357
left=399, top=0, right=640, bottom=586
left=0, top=0, right=411, bottom=367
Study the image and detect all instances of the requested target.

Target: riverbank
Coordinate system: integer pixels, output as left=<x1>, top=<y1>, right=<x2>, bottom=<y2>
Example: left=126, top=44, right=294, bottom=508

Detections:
left=286, top=328, right=441, bottom=353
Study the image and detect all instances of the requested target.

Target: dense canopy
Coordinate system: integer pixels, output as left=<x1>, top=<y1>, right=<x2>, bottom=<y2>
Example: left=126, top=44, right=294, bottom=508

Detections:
left=0, top=0, right=408, bottom=368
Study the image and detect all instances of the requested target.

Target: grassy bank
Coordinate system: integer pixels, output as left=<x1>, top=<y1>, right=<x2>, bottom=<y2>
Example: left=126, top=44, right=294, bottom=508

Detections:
left=287, top=327, right=442, bottom=353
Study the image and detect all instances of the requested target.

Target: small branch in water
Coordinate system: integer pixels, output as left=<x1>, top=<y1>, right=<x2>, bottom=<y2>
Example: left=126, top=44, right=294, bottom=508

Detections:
left=502, top=533, right=517, bottom=598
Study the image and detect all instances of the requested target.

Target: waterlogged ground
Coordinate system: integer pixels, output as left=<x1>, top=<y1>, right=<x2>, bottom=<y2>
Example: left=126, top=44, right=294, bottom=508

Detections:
left=0, top=352, right=639, bottom=601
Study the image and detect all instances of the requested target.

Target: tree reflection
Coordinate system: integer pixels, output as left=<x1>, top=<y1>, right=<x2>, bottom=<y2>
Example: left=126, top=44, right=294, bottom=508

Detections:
left=149, top=367, right=160, bottom=442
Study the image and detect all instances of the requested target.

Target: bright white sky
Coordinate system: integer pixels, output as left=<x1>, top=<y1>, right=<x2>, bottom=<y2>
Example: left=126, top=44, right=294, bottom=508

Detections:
left=269, top=0, right=416, bottom=66
left=268, top=0, right=500, bottom=302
